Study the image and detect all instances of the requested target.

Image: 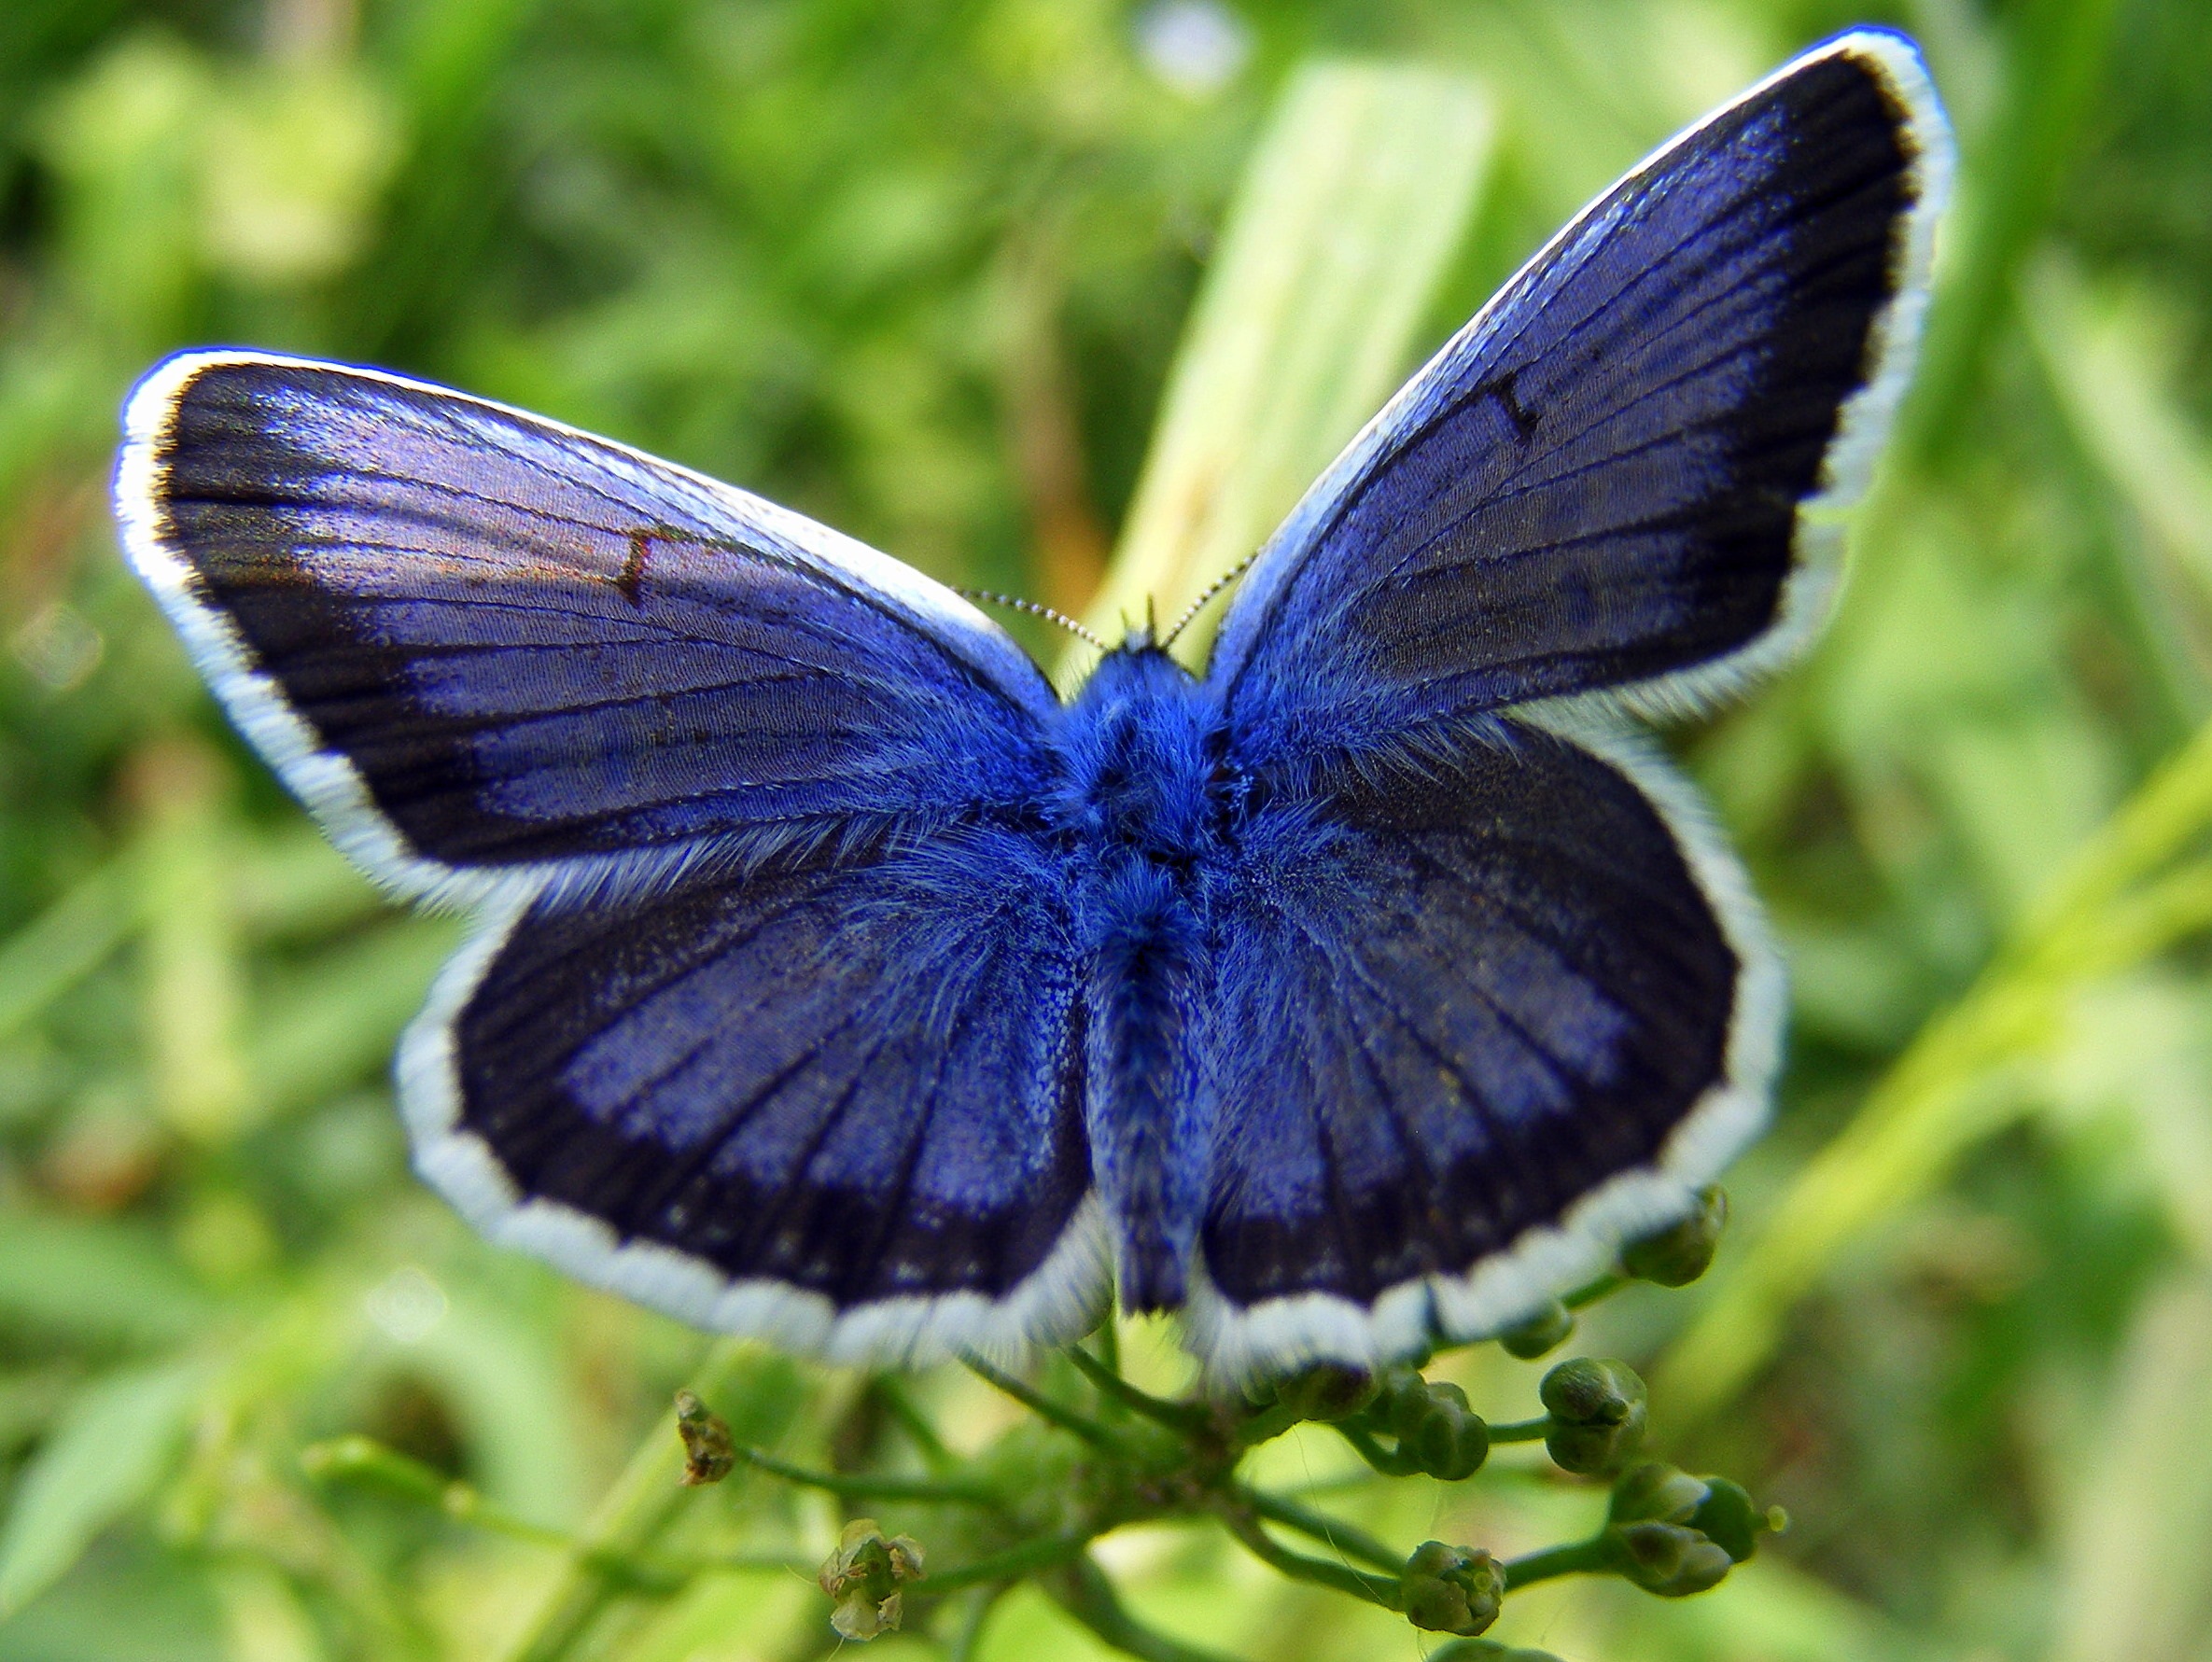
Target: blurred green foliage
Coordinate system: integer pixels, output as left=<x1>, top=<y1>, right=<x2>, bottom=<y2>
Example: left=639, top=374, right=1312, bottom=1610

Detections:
left=6, top=0, right=2212, bottom=1657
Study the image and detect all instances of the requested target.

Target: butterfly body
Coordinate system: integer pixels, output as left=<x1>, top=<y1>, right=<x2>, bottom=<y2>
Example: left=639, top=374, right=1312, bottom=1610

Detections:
left=115, top=30, right=1953, bottom=1382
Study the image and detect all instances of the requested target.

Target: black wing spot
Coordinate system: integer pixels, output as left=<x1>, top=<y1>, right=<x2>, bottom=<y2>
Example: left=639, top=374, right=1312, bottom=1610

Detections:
left=1475, top=371, right=1539, bottom=441
left=617, top=529, right=652, bottom=607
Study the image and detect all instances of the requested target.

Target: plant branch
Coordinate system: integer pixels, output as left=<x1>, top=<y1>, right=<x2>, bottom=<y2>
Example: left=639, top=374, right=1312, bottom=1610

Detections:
left=1236, top=1485, right=1400, bottom=1572
left=1335, top=1421, right=1419, bottom=1475
left=1046, top=1554, right=1251, bottom=1662
left=736, top=1445, right=1001, bottom=1507
left=925, top=1532, right=1091, bottom=1594
left=1066, top=1344, right=1206, bottom=1430
left=1503, top=1535, right=1613, bottom=1589
left=962, top=1354, right=1124, bottom=1449
left=1486, top=1416, right=1552, bottom=1444
left=873, top=1376, right=958, bottom=1473
left=1212, top=1501, right=1401, bottom=1609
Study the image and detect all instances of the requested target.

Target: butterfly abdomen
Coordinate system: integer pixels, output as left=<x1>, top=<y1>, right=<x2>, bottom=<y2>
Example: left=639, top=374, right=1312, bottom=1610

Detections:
left=1059, top=644, right=1234, bottom=1311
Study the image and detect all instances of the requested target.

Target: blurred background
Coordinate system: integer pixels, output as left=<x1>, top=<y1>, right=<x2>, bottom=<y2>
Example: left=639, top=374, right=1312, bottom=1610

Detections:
left=5, top=0, right=2212, bottom=1658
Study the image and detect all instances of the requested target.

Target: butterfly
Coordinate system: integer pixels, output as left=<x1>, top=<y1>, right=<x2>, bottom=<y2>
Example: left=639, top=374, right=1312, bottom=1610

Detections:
left=114, top=30, right=1950, bottom=1385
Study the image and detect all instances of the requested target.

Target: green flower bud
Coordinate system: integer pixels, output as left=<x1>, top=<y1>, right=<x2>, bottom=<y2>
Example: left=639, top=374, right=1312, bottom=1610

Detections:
left=817, top=1518, right=925, bottom=1641
left=1538, top=1358, right=1647, bottom=1475
left=1366, top=1365, right=1426, bottom=1441
left=1401, top=1541, right=1504, bottom=1636
left=1406, top=1382, right=1490, bottom=1481
left=1497, top=1301, right=1575, bottom=1360
left=1275, top=1362, right=1380, bottom=1423
left=1688, top=1478, right=1763, bottom=1563
left=1620, top=1187, right=1727, bottom=1287
left=1607, top=1520, right=1730, bottom=1597
left=1608, top=1461, right=1706, bottom=1526
left=1422, top=1642, right=1566, bottom=1662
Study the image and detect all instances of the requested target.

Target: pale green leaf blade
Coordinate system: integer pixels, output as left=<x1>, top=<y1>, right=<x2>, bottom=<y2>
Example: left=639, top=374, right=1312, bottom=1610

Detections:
left=1073, top=61, right=1493, bottom=672
left=0, top=1354, right=209, bottom=1617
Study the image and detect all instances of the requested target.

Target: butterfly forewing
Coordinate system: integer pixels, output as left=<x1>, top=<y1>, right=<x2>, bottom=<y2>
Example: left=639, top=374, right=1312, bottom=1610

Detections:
left=120, top=354, right=1059, bottom=904
left=1211, top=32, right=1951, bottom=773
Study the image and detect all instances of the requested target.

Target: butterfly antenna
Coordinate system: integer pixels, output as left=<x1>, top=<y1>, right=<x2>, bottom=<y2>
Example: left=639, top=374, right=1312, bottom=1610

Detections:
left=957, top=588, right=1108, bottom=650
left=1158, top=548, right=1263, bottom=651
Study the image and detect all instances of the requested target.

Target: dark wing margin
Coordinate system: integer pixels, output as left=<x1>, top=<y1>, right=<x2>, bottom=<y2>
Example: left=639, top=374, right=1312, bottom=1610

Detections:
left=398, top=826, right=1109, bottom=1367
left=114, top=352, right=1058, bottom=907
left=1209, top=31, right=1953, bottom=775
left=1183, top=716, right=1781, bottom=1381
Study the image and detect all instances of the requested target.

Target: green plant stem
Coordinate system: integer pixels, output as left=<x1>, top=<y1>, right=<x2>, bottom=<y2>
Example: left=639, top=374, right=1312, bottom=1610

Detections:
left=1093, top=1319, right=1120, bottom=1378
left=1065, top=1345, right=1205, bottom=1430
left=1564, top=1274, right=1622, bottom=1309
left=1503, top=1535, right=1613, bottom=1589
left=1046, top=1555, right=1250, bottom=1662
left=735, top=1445, right=1000, bottom=1507
left=945, top=1586, right=1003, bottom=1662
left=873, top=1376, right=958, bottom=1473
left=495, top=1340, right=763, bottom=1662
left=925, top=1532, right=1091, bottom=1594
left=301, top=1435, right=807, bottom=1593
left=961, top=1354, right=1123, bottom=1450
left=1213, top=1501, right=1402, bottom=1609
left=1237, top=1485, right=1400, bottom=1572
left=1487, top=1417, right=1552, bottom=1444
left=1336, top=1422, right=1419, bottom=1476
left=301, top=1436, right=575, bottom=1555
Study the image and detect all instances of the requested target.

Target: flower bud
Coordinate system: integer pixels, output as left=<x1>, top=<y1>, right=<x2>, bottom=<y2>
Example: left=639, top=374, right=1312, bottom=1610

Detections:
left=1406, top=1382, right=1490, bottom=1481
left=1401, top=1541, right=1504, bottom=1636
left=1275, top=1362, right=1380, bottom=1423
left=1607, top=1461, right=1706, bottom=1526
left=1538, top=1358, right=1646, bottom=1475
left=674, top=1389, right=735, bottom=1486
left=1620, top=1188, right=1727, bottom=1287
left=1422, top=1642, right=1565, bottom=1662
left=818, top=1518, right=925, bottom=1641
left=1497, top=1301, right=1575, bottom=1360
left=1688, top=1478, right=1763, bottom=1563
left=1607, top=1520, right=1730, bottom=1597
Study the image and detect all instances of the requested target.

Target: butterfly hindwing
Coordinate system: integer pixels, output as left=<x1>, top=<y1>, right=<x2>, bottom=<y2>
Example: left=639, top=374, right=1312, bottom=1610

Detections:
left=1210, top=31, right=1952, bottom=773
left=1187, top=716, right=1777, bottom=1377
left=117, top=353, right=1059, bottom=904
left=400, top=825, right=1109, bottom=1364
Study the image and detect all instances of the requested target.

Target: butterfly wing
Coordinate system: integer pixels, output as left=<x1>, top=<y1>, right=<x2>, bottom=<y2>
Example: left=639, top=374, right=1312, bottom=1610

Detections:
left=117, top=354, right=1103, bottom=1362
left=402, top=826, right=1106, bottom=1364
left=116, top=352, right=1059, bottom=904
left=1188, top=32, right=1947, bottom=1376
left=1209, top=31, right=1952, bottom=772
left=1189, top=714, right=1775, bottom=1377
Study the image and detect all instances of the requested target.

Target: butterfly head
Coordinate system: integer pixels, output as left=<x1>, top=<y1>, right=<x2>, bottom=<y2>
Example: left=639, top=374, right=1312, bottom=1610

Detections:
left=1057, top=638, right=1224, bottom=874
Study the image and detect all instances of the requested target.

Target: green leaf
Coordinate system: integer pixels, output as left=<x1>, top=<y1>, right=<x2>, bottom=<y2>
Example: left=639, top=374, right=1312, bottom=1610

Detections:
left=0, top=1354, right=209, bottom=1617
left=1071, top=59, right=1493, bottom=672
left=2053, top=1272, right=2212, bottom=1662
left=0, top=1210, right=216, bottom=1349
left=247, top=916, right=461, bottom=1121
left=0, top=867, right=132, bottom=1045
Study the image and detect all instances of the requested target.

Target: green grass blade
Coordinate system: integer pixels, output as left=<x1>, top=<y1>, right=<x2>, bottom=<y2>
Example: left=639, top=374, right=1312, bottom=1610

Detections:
left=1071, top=61, right=1493, bottom=674
left=0, top=1353, right=210, bottom=1617
left=0, top=867, right=131, bottom=1044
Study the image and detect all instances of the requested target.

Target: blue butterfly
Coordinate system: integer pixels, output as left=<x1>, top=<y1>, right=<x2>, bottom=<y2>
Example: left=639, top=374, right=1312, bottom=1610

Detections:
left=114, top=31, right=1950, bottom=1384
